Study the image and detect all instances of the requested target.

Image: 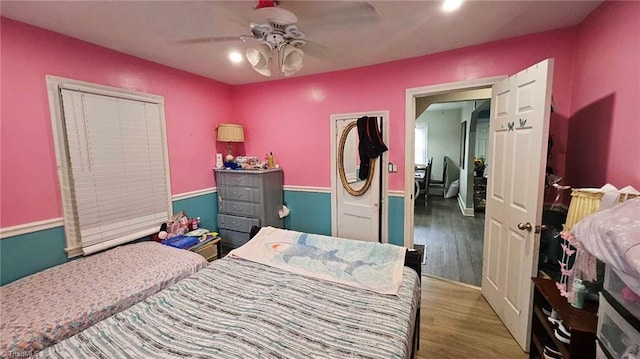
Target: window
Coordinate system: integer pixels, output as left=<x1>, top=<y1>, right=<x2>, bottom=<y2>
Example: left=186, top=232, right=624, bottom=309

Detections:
left=415, top=123, right=429, bottom=165
left=47, top=77, right=171, bottom=257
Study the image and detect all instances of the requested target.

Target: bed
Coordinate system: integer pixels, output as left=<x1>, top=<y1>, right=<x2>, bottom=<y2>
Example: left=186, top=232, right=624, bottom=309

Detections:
left=0, top=241, right=208, bottom=358
left=33, top=227, right=422, bottom=359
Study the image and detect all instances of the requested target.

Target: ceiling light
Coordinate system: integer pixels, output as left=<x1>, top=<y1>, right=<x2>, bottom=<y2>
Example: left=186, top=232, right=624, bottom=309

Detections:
left=246, top=40, right=304, bottom=77
left=246, top=45, right=272, bottom=77
left=442, top=0, right=463, bottom=12
left=228, top=51, right=243, bottom=63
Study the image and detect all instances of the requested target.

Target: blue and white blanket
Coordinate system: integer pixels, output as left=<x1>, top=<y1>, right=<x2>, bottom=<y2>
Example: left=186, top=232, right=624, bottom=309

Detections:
left=229, top=227, right=406, bottom=295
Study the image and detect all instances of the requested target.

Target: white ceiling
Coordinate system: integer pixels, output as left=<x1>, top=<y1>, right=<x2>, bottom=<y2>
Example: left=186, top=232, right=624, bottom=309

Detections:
left=1, top=0, right=602, bottom=85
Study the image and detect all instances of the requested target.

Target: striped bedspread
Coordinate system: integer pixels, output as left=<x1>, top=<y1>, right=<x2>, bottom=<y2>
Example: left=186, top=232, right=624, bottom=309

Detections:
left=36, top=257, right=421, bottom=359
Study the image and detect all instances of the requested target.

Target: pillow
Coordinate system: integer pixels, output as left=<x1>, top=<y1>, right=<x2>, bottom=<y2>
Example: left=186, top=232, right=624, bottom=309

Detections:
left=570, top=198, right=640, bottom=281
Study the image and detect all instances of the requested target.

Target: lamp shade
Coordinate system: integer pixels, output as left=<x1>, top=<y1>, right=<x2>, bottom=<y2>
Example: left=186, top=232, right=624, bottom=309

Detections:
left=246, top=45, right=272, bottom=77
left=217, top=124, right=244, bottom=143
left=281, top=45, right=303, bottom=77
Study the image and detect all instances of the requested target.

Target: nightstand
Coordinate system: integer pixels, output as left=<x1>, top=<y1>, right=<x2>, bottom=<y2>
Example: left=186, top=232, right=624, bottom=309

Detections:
left=190, top=237, right=222, bottom=262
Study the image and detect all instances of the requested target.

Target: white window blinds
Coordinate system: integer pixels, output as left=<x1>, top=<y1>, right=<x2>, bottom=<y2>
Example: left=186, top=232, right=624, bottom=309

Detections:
left=58, top=86, right=171, bottom=256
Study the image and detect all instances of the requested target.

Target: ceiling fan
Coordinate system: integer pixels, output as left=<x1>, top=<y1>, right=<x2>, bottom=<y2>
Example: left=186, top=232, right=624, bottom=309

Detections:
left=179, top=0, right=307, bottom=77
left=180, top=0, right=378, bottom=77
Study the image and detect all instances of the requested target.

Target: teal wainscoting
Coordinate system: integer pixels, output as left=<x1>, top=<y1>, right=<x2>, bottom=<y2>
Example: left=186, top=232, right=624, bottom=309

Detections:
left=0, top=193, right=219, bottom=286
left=387, top=195, right=405, bottom=246
left=172, top=192, right=218, bottom=232
left=283, top=190, right=332, bottom=235
left=283, top=190, right=405, bottom=246
left=1, top=190, right=404, bottom=285
left=0, top=226, right=69, bottom=285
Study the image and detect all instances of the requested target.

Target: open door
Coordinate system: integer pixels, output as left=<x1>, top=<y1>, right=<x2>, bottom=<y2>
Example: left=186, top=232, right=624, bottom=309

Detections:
left=481, top=59, right=554, bottom=351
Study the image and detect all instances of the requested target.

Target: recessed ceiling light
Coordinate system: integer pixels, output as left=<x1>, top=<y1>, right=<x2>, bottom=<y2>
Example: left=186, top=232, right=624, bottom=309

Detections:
left=443, top=0, right=463, bottom=12
left=228, top=51, right=243, bottom=63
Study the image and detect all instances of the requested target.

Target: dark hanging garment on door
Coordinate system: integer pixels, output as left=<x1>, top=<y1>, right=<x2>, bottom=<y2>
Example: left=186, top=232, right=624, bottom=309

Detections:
left=357, top=116, right=388, bottom=180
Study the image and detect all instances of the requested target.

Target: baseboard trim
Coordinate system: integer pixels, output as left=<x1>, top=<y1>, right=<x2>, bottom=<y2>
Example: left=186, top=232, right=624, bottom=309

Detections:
left=457, top=196, right=474, bottom=216
left=0, top=217, right=64, bottom=239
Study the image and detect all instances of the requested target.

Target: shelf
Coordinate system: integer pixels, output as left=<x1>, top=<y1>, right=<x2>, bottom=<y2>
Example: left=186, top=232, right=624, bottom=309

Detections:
left=532, top=278, right=598, bottom=334
left=533, top=305, right=571, bottom=359
left=530, top=277, right=598, bottom=359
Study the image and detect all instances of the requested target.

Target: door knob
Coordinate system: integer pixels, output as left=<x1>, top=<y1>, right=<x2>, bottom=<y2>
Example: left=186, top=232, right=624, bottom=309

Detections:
left=517, top=222, right=533, bottom=232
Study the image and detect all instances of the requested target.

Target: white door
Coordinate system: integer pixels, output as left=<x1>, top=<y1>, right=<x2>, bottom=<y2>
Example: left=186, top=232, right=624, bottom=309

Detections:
left=481, top=59, right=554, bottom=351
left=335, top=117, right=380, bottom=242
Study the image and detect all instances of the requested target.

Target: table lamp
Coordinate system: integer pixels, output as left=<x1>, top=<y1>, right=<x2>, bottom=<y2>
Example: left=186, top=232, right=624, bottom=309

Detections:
left=216, top=124, right=244, bottom=162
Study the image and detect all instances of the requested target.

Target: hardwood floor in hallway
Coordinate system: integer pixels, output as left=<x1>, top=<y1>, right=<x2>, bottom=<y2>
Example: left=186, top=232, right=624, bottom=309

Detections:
left=414, top=195, right=484, bottom=287
left=417, top=276, right=527, bottom=359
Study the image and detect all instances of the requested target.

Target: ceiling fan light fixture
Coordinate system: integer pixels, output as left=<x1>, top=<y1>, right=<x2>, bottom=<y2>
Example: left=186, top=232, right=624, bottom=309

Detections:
left=246, top=45, right=272, bottom=76
left=280, top=45, right=303, bottom=77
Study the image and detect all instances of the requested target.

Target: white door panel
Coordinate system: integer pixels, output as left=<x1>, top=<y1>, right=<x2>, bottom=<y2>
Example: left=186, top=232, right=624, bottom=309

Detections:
left=482, top=59, right=554, bottom=351
left=335, top=118, right=380, bottom=243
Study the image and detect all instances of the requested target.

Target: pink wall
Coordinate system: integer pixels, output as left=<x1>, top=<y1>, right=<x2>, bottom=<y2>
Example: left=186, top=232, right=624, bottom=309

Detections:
left=231, top=29, right=577, bottom=191
left=0, top=18, right=233, bottom=227
left=567, top=1, right=640, bottom=188
left=7, top=1, right=636, bottom=228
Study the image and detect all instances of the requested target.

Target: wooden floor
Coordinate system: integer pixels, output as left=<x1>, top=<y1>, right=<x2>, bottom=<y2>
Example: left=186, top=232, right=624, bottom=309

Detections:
left=417, top=276, right=528, bottom=359
left=414, top=195, right=484, bottom=286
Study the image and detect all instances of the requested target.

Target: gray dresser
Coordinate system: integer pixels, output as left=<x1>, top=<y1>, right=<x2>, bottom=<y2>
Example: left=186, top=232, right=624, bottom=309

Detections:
left=214, top=169, right=283, bottom=251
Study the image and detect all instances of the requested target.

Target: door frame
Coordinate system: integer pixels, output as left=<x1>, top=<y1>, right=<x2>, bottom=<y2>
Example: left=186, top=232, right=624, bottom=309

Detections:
left=403, top=76, right=505, bottom=249
left=330, top=110, right=390, bottom=243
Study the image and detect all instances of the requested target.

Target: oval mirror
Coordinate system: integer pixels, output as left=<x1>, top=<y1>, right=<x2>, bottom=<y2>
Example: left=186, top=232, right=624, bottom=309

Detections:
left=338, top=121, right=376, bottom=196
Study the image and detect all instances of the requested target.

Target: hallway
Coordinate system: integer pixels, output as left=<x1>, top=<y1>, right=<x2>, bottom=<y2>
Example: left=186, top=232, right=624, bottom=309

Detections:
left=414, top=195, right=484, bottom=287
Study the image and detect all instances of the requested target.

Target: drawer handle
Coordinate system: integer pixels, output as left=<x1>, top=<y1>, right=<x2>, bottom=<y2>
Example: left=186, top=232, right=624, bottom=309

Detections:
left=233, top=205, right=243, bottom=211
left=231, top=221, right=240, bottom=227
left=232, top=191, right=243, bottom=198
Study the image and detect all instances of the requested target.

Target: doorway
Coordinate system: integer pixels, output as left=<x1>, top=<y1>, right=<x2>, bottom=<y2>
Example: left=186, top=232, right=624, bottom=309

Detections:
left=404, top=76, right=505, bottom=284
left=412, top=98, right=490, bottom=287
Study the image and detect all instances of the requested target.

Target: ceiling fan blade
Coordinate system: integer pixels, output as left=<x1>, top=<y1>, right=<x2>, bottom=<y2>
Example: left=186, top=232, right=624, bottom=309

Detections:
left=286, top=1, right=380, bottom=28
left=178, top=36, right=245, bottom=45
left=301, top=40, right=330, bottom=59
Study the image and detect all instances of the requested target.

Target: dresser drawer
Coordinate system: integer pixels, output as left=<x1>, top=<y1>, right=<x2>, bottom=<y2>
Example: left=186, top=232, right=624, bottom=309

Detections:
left=218, top=186, right=262, bottom=203
left=218, top=214, right=260, bottom=233
left=597, top=293, right=640, bottom=359
left=216, top=172, right=262, bottom=188
left=219, top=229, right=251, bottom=249
left=218, top=200, right=262, bottom=217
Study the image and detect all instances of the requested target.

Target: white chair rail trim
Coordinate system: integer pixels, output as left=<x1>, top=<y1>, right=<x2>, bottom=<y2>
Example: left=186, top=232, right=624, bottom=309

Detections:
left=0, top=217, right=64, bottom=239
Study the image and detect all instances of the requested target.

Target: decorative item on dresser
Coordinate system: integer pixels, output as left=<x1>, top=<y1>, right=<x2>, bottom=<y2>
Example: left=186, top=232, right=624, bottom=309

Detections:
left=214, top=168, right=283, bottom=254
